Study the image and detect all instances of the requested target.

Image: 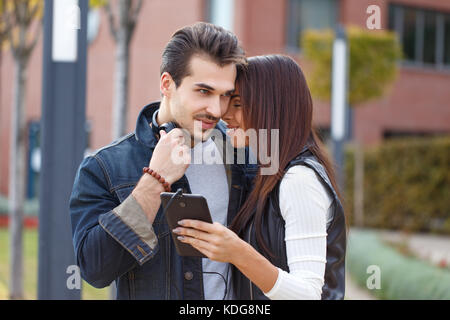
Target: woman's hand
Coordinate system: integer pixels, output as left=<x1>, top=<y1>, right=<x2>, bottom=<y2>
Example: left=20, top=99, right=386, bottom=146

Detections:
left=174, top=219, right=279, bottom=294
left=173, top=220, right=246, bottom=264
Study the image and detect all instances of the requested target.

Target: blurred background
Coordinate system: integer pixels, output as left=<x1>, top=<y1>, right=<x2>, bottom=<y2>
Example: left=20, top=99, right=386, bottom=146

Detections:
left=0, top=0, right=449, bottom=300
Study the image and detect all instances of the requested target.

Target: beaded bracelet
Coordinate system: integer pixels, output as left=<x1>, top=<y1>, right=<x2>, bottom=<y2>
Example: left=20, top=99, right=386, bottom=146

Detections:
left=142, top=167, right=171, bottom=192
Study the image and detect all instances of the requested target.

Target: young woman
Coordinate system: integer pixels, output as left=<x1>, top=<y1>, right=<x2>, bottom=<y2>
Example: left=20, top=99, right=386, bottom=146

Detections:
left=172, top=55, right=347, bottom=300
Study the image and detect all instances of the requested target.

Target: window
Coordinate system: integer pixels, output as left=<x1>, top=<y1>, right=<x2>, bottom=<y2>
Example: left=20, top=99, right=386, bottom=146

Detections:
left=423, top=11, right=437, bottom=64
left=286, top=0, right=338, bottom=50
left=445, top=15, right=450, bottom=64
left=402, top=7, right=417, bottom=61
left=384, top=130, right=445, bottom=139
left=389, top=4, right=450, bottom=68
left=27, top=122, right=40, bottom=199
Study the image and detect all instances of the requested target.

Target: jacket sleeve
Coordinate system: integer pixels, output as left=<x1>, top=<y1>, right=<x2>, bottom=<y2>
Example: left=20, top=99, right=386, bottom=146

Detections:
left=69, top=155, right=159, bottom=288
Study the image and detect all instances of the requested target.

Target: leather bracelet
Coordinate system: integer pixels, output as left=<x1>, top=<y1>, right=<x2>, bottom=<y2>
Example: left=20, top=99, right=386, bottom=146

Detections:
left=142, top=167, right=171, bottom=192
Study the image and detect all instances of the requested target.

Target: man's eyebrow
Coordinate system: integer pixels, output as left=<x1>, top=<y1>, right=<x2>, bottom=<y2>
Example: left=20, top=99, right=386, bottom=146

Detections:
left=194, top=83, right=215, bottom=91
left=194, top=83, right=235, bottom=95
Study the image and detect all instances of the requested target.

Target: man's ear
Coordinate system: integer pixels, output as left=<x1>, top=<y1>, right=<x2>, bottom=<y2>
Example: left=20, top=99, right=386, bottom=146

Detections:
left=160, top=72, right=175, bottom=98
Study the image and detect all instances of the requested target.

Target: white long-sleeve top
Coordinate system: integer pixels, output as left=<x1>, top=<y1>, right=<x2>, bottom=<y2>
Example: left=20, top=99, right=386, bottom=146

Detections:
left=263, top=165, right=333, bottom=300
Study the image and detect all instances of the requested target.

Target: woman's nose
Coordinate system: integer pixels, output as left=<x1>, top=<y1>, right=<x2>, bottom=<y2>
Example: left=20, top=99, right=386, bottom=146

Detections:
left=222, top=107, right=234, bottom=121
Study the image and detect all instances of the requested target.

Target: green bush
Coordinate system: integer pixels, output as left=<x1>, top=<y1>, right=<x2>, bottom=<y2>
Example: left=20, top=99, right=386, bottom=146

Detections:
left=302, top=26, right=402, bottom=105
left=345, top=136, right=450, bottom=234
left=347, top=229, right=450, bottom=299
left=0, top=195, right=39, bottom=216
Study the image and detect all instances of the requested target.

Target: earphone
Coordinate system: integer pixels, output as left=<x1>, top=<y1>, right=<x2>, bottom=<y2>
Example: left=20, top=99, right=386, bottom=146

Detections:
left=152, top=109, right=178, bottom=138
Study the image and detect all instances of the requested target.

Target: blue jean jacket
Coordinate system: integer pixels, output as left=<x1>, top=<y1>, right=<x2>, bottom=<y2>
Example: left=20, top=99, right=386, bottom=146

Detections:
left=69, top=102, right=250, bottom=299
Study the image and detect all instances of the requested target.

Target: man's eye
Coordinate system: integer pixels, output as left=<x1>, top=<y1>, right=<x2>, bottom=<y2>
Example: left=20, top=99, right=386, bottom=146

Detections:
left=199, top=89, right=209, bottom=94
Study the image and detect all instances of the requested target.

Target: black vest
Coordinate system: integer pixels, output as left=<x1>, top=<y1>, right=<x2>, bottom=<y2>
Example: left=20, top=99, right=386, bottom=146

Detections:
left=232, top=149, right=347, bottom=300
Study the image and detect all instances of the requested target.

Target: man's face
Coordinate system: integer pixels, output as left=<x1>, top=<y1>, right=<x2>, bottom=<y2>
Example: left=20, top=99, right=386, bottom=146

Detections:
left=167, top=55, right=237, bottom=142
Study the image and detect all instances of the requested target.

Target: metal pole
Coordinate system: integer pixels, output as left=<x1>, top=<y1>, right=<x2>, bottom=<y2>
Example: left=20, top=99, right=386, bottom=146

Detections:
left=38, top=0, right=88, bottom=299
left=330, top=25, right=349, bottom=190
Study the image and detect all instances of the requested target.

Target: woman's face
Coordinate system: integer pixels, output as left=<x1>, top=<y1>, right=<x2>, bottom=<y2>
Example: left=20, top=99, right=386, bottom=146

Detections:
left=222, top=87, right=249, bottom=148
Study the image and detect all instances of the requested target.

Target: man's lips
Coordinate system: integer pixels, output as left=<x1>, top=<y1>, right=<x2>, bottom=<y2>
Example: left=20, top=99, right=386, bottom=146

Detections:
left=195, top=118, right=217, bottom=129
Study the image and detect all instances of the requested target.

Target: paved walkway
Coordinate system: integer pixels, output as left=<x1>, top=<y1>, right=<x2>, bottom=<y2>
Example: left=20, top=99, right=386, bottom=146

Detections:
left=378, top=229, right=450, bottom=267
left=344, top=229, right=450, bottom=300
left=345, top=271, right=376, bottom=300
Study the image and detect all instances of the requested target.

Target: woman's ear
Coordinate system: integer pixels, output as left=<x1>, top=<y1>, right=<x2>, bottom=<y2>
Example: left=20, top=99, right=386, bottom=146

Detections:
left=160, top=72, right=175, bottom=98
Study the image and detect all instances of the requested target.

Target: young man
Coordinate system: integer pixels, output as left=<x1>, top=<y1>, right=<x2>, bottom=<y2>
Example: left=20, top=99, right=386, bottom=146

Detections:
left=69, top=22, right=247, bottom=299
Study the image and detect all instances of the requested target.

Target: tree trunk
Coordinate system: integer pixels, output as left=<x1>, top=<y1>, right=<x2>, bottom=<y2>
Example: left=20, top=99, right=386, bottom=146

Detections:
left=112, top=28, right=130, bottom=140
left=9, top=57, right=27, bottom=300
left=111, top=0, right=131, bottom=141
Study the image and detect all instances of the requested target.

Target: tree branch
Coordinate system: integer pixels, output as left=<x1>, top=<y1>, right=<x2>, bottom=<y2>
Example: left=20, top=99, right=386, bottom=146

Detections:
left=7, top=25, right=19, bottom=60
left=25, top=18, right=42, bottom=59
left=104, top=0, right=118, bottom=42
left=127, top=0, right=143, bottom=39
left=27, top=0, right=41, bottom=25
left=130, top=0, right=143, bottom=23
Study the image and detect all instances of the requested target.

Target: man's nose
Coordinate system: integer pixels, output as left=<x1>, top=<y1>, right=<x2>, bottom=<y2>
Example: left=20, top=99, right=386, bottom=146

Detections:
left=207, top=96, right=223, bottom=119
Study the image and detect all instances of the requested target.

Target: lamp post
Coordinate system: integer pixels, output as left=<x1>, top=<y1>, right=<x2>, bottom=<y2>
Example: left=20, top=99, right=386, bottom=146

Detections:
left=330, top=25, right=349, bottom=191
left=38, top=0, right=88, bottom=299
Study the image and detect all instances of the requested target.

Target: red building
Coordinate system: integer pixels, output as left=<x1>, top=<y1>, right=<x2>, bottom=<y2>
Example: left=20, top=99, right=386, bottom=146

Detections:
left=1, top=0, right=450, bottom=197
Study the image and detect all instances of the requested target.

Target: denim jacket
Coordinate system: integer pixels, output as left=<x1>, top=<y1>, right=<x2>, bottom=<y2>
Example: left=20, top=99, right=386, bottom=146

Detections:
left=69, top=102, right=248, bottom=299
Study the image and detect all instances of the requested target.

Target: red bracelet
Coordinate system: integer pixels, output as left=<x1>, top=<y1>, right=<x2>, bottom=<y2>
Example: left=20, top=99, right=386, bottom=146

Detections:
left=142, top=167, right=171, bottom=192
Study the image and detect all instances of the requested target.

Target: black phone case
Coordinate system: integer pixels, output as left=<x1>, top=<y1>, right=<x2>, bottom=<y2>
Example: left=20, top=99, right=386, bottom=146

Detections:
left=160, top=192, right=213, bottom=257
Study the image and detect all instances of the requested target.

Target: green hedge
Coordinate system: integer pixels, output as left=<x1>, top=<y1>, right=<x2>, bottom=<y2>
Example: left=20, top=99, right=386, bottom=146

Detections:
left=347, top=229, right=450, bottom=299
left=302, top=27, right=402, bottom=105
left=0, top=195, right=39, bottom=216
left=345, top=136, right=450, bottom=234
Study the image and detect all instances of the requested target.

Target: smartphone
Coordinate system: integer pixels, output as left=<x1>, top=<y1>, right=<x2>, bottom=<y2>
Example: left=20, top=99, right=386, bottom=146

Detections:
left=160, top=192, right=213, bottom=257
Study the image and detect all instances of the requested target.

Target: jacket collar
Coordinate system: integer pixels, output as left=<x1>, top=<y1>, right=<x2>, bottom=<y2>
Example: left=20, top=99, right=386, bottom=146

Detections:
left=134, top=101, right=161, bottom=149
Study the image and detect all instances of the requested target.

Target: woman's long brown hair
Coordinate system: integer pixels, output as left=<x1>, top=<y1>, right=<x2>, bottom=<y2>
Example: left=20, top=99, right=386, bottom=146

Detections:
left=229, top=55, right=342, bottom=258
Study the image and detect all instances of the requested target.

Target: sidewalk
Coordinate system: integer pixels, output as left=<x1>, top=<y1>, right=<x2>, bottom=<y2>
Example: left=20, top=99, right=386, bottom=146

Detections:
left=344, top=228, right=450, bottom=300
left=345, top=271, right=376, bottom=300
left=378, top=229, right=450, bottom=268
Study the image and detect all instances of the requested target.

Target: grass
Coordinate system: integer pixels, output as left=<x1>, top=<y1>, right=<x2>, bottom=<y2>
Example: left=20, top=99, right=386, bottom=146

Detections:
left=0, top=227, right=109, bottom=300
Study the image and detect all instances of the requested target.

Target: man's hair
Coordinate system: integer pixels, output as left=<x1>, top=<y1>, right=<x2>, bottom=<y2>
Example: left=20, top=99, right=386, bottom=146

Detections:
left=160, top=22, right=247, bottom=87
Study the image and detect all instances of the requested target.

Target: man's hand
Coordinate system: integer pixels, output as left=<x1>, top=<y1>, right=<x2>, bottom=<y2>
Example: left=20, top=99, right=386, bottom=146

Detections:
left=132, top=129, right=191, bottom=224
left=149, top=129, right=191, bottom=185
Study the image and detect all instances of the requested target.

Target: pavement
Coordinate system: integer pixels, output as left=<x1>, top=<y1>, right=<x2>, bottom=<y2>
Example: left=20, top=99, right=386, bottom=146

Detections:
left=345, top=271, right=376, bottom=300
left=343, top=228, right=450, bottom=300
left=378, top=229, right=450, bottom=268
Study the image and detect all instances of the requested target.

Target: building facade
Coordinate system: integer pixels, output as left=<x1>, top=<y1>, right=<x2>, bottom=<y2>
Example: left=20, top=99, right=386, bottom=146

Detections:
left=1, top=0, right=450, bottom=197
